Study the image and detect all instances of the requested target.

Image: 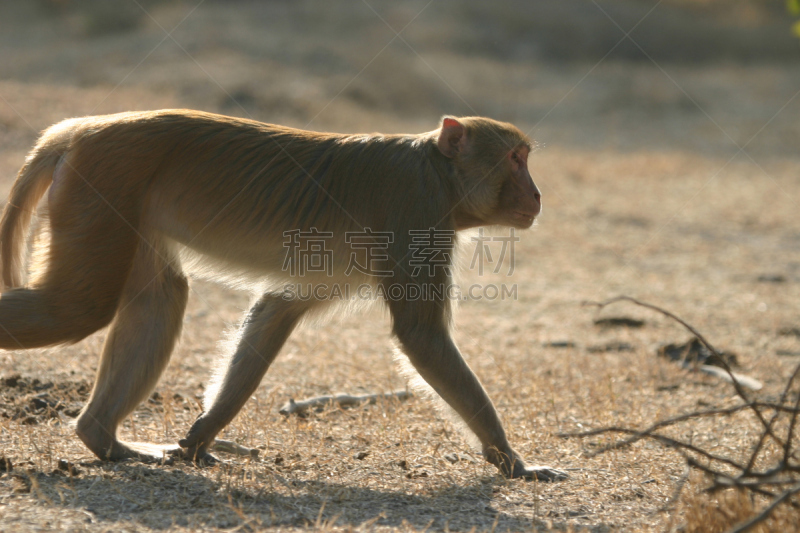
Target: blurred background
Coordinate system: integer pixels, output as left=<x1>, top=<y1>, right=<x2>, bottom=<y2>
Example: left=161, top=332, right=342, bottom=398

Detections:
left=1, top=0, right=798, bottom=159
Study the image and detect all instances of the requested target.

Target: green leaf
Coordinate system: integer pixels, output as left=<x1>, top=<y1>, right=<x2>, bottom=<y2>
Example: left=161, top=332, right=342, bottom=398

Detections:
left=794, top=20, right=800, bottom=38
left=790, top=0, right=800, bottom=16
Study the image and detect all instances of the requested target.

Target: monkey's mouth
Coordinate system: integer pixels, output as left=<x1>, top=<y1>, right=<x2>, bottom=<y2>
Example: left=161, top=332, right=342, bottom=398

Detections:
left=512, top=211, right=536, bottom=223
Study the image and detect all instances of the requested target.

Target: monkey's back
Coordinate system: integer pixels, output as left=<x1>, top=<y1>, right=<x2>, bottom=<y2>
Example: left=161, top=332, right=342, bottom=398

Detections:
left=52, top=110, right=451, bottom=286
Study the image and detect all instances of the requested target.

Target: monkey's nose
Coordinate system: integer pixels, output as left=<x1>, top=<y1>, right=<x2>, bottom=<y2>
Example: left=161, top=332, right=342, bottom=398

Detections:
left=531, top=197, right=541, bottom=217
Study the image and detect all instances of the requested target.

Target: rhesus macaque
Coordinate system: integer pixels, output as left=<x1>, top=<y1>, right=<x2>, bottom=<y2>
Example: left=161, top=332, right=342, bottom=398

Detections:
left=0, top=110, right=565, bottom=481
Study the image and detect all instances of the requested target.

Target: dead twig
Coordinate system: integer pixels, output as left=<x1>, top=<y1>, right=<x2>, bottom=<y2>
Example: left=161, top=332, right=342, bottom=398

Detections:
left=560, top=402, right=800, bottom=456
left=744, top=363, right=800, bottom=474
left=211, top=439, right=259, bottom=458
left=278, top=390, right=412, bottom=416
left=727, top=483, right=800, bottom=533
left=561, top=426, right=745, bottom=470
left=584, top=296, right=780, bottom=446
left=695, top=365, right=762, bottom=391
left=570, top=296, right=800, bottom=532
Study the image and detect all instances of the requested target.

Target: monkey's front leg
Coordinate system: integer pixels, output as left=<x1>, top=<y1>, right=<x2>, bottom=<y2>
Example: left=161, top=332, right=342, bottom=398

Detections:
left=396, top=325, right=567, bottom=481
left=178, top=294, right=311, bottom=462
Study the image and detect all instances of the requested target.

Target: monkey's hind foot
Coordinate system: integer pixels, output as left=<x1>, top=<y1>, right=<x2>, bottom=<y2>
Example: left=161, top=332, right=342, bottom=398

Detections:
left=513, top=464, right=569, bottom=482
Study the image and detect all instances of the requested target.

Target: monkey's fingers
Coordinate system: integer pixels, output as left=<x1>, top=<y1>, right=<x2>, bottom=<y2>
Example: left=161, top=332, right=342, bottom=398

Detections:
left=174, top=422, right=219, bottom=466
left=167, top=444, right=221, bottom=466
left=516, top=465, right=569, bottom=482
left=189, top=450, right=220, bottom=467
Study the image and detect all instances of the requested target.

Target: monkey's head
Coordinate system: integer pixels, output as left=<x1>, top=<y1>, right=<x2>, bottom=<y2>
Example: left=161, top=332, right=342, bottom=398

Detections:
left=436, top=116, right=541, bottom=230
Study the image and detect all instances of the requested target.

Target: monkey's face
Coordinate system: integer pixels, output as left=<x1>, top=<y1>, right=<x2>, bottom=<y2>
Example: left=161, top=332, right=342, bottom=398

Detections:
left=437, top=116, right=540, bottom=230
left=491, top=147, right=541, bottom=229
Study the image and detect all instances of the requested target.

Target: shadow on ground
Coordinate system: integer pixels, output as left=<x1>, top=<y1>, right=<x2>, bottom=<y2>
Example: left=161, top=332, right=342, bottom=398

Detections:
left=14, top=463, right=602, bottom=532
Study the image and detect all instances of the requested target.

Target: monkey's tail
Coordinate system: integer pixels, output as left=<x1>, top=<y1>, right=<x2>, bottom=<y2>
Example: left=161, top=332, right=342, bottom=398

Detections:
left=0, top=122, right=75, bottom=289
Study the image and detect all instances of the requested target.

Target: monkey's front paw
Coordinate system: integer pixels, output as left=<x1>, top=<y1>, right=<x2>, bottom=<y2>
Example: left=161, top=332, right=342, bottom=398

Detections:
left=190, top=450, right=221, bottom=466
left=171, top=444, right=220, bottom=466
left=177, top=415, right=220, bottom=465
left=515, top=465, right=568, bottom=482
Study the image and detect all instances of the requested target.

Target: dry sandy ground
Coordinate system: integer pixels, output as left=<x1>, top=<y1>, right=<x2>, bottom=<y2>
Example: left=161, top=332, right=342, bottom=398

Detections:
left=0, top=1, right=799, bottom=531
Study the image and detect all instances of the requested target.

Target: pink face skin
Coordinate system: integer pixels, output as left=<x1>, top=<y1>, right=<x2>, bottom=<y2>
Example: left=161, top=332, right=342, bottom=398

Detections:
left=498, top=146, right=541, bottom=228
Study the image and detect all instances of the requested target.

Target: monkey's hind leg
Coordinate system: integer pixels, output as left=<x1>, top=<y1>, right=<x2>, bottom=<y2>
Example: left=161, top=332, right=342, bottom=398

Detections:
left=179, top=294, right=312, bottom=462
left=76, top=239, right=189, bottom=462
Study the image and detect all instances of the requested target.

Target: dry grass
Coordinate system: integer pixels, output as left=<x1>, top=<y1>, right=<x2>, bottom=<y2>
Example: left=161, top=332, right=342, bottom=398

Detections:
left=1, top=1, right=799, bottom=531
left=561, top=296, right=800, bottom=532
left=681, top=487, right=800, bottom=533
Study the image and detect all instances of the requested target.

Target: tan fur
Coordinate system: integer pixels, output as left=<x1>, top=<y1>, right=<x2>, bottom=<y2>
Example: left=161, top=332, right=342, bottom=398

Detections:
left=0, top=110, right=564, bottom=480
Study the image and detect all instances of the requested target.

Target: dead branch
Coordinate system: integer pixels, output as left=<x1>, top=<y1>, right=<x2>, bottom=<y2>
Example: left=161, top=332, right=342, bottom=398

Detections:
left=728, top=483, right=800, bottom=533
left=685, top=457, right=781, bottom=500
left=279, top=390, right=412, bottom=416
left=783, top=369, right=800, bottom=465
left=584, top=296, right=781, bottom=447
left=560, top=426, right=745, bottom=470
left=571, top=296, right=800, bottom=532
left=560, top=401, right=800, bottom=468
left=696, top=365, right=762, bottom=391
left=560, top=402, right=800, bottom=441
left=211, top=439, right=259, bottom=458
left=745, top=363, right=800, bottom=474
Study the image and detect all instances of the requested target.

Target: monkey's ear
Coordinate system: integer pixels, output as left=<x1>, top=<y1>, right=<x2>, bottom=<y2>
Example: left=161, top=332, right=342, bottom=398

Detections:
left=437, top=117, right=466, bottom=158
